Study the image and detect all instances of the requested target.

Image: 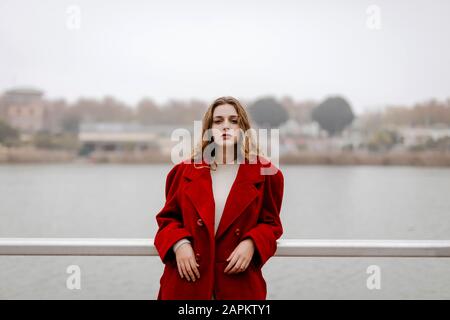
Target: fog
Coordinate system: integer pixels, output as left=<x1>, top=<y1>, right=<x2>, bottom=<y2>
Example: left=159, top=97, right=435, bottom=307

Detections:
left=1, top=0, right=449, bottom=113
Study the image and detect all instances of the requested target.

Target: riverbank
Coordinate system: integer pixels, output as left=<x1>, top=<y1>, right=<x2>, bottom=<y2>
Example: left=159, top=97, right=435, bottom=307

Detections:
left=0, top=146, right=76, bottom=163
left=1, top=146, right=450, bottom=167
left=280, top=151, right=450, bottom=167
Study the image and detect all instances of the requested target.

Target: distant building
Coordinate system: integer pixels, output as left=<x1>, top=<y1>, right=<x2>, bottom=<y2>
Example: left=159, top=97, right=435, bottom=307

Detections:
left=1, top=88, right=45, bottom=133
left=78, top=122, right=193, bottom=156
left=279, top=119, right=324, bottom=138
left=279, top=136, right=301, bottom=155
left=398, top=125, right=450, bottom=147
left=0, top=88, right=65, bottom=134
left=299, top=121, right=323, bottom=137
left=279, top=119, right=302, bottom=136
left=2, top=88, right=43, bottom=105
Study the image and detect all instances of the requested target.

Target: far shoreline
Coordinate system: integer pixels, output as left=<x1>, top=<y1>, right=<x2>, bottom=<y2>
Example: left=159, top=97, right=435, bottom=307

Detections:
left=1, top=147, right=450, bottom=167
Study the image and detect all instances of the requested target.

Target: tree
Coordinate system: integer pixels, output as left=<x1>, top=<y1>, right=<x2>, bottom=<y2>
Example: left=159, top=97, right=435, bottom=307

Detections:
left=366, top=129, right=401, bottom=152
left=136, top=98, right=160, bottom=125
left=247, top=97, right=289, bottom=129
left=0, top=119, right=19, bottom=146
left=312, top=96, right=355, bottom=136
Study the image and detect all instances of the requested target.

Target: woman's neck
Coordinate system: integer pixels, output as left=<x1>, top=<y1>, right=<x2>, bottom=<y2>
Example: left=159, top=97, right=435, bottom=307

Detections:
left=215, top=144, right=237, bottom=165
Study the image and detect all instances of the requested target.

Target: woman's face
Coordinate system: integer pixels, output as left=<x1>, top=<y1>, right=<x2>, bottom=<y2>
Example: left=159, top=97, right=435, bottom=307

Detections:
left=211, top=103, right=240, bottom=147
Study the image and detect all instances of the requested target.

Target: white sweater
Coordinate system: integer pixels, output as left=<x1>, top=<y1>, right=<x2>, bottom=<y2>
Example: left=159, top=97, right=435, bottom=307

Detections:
left=173, top=163, right=240, bottom=252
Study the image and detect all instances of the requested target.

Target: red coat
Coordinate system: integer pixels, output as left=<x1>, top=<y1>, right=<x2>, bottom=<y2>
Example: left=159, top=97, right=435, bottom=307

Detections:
left=154, top=156, right=284, bottom=300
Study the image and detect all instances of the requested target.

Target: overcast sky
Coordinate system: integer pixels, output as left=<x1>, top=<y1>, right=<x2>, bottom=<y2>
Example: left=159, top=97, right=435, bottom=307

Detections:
left=0, top=0, right=449, bottom=114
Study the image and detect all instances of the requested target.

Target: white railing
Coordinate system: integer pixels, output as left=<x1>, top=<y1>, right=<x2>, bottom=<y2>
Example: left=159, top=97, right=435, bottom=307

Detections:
left=0, top=238, right=450, bottom=257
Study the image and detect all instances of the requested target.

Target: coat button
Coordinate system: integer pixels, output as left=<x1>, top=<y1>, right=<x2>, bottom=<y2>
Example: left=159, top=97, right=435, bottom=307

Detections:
left=234, top=228, right=241, bottom=236
left=197, top=219, right=204, bottom=227
left=195, top=253, right=201, bottom=262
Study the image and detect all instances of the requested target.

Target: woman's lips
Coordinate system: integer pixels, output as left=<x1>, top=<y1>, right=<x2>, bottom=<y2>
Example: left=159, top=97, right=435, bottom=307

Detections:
left=222, top=133, right=232, bottom=139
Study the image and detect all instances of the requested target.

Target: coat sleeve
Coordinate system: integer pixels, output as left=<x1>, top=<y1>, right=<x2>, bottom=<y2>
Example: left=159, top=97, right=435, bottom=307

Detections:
left=242, top=166, right=284, bottom=268
left=154, top=163, right=193, bottom=264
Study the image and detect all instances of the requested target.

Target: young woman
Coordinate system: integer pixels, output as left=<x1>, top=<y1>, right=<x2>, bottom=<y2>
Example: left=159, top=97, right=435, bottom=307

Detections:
left=154, top=96, right=284, bottom=300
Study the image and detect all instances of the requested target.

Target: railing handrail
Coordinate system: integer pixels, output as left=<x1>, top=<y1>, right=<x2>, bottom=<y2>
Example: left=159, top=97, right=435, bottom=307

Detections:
left=0, top=238, right=449, bottom=257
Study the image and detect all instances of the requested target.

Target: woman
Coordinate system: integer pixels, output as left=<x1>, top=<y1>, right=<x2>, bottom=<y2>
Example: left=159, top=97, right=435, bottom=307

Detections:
left=154, top=96, right=284, bottom=300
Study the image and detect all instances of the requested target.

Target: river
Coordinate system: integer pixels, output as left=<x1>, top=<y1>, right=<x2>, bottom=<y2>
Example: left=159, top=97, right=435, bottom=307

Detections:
left=0, top=164, right=449, bottom=299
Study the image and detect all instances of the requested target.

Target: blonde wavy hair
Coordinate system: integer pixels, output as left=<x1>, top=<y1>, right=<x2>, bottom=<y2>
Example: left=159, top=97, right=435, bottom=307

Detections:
left=189, top=96, right=264, bottom=170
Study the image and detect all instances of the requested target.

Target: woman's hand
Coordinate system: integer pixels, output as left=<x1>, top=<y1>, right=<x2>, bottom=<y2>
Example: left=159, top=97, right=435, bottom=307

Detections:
left=224, top=239, right=255, bottom=274
left=175, top=243, right=200, bottom=282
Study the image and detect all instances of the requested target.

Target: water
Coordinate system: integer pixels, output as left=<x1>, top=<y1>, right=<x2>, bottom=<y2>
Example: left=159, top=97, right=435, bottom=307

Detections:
left=0, top=164, right=449, bottom=299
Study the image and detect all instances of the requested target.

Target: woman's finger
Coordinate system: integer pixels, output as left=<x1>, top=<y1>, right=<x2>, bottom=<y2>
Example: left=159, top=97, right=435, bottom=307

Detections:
left=237, top=260, right=249, bottom=273
left=226, top=250, right=236, bottom=262
left=237, top=257, right=250, bottom=273
left=224, top=255, right=239, bottom=273
left=230, top=257, right=245, bottom=274
left=180, top=261, right=191, bottom=282
left=189, top=258, right=201, bottom=279
left=185, top=261, right=196, bottom=282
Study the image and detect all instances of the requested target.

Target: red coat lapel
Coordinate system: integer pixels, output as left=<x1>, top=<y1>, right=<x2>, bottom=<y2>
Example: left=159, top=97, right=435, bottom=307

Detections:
left=183, top=161, right=215, bottom=237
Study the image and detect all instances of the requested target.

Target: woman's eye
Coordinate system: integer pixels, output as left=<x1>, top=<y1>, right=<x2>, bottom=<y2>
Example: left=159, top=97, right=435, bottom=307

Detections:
left=213, top=119, right=238, bottom=124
